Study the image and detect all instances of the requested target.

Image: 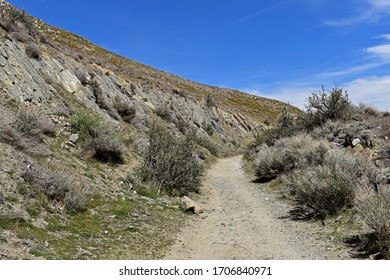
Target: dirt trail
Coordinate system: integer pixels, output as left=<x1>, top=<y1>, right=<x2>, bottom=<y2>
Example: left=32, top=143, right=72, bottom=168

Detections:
left=164, top=156, right=351, bottom=260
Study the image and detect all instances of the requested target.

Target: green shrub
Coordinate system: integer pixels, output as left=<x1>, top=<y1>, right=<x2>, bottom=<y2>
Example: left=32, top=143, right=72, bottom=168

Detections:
left=141, top=124, right=204, bottom=195
left=356, top=193, right=390, bottom=259
left=303, top=86, right=353, bottom=129
left=70, top=110, right=125, bottom=163
left=70, top=110, right=101, bottom=142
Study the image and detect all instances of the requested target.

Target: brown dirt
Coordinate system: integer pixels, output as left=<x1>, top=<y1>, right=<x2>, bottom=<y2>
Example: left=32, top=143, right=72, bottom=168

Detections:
left=164, top=156, right=352, bottom=260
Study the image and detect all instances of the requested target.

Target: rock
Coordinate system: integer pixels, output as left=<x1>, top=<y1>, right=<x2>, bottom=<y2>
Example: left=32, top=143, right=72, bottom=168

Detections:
left=352, top=138, right=361, bottom=147
left=353, top=143, right=364, bottom=152
left=180, top=196, right=203, bottom=214
left=155, top=197, right=172, bottom=205
left=69, top=133, right=79, bottom=144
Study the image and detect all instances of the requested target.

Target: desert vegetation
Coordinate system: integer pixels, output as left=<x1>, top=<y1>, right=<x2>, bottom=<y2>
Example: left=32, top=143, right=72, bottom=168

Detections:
left=247, top=87, right=390, bottom=259
left=70, top=110, right=125, bottom=163
left=141, top=123, right=205, bottom=195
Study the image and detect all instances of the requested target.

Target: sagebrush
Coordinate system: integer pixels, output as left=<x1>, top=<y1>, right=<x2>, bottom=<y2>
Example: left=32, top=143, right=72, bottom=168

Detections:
left=141, top=124, right=204, bottom=195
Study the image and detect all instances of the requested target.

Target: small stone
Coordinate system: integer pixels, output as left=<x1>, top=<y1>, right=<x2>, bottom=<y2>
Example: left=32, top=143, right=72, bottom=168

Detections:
left=352, top=138, right=361, bottom=147
left=69, top=133, right=79, bottom=143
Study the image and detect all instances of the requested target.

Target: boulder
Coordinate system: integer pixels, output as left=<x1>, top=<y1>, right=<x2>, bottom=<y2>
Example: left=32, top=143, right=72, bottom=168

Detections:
left=180, top=196, right=203, bottom=214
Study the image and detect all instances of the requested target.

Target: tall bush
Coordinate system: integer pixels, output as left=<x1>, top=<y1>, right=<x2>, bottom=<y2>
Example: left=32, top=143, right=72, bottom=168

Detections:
left=141, top=124, right=204, bottom=195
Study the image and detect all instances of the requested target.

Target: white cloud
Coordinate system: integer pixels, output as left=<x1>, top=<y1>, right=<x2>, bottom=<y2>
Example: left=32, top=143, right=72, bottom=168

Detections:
left=324, top=0, right=390, bottom=26
left=319, top=35, right=390, bottom=78
left=244, top=86, right=317, bottom=110
left=366, top=41, right=390, bottom=61
left=343, top=75, right=390, bottom=111
left=319, top=62, right=384, bottom=78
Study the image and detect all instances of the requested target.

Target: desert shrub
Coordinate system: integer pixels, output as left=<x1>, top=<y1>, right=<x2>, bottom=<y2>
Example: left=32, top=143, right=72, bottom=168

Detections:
left=70, top=110, right=101, bottom=142
left=0, top=207, right=27, bottom=227
left=175, top=118, right=189, bottom=134
left=14, top=107, right=40, bottom=135
left=3, top=21, right=20, bottom=33
left=0, top=122, right=23, bottom=148
left=85, top=128, right=125, bottom=164
left=141, top=123, right=204, bottom=195
left=9, top=30, right=29, bottom=42
left=22, top=164, right=72, bottom=202
left=283, top=165, right=354, bottom=220
left=303, top=86, right=353, bottom=129
left=22, top=163, right=87, bottom=212
left=254, top=145, right=287, bottom=181
left=356, top=193, right=390, bottom=259
left=186, top=128, right=219, bottom=156
left=254, top=134, right=329, bottom=180
left=64, top=186, right=89, bottom=213
left=25, top=43, right=41, bottom=59
left=206, top=93, right=216, bottom=108
left=89, top=79, right=113, bottom=113
left=113, top=96, right=136, bottom=123
left=358, top=103, right=382, bottom=117
left=282, top=150, right=370, bottom=219
left=251, top=108, right=300, bottom=147
left=70, top=110, right=125, bottom=163
left=202, top=122, right=214, bottom=136
left=75, top=70, right=88, bottom=86
left=155, top=106, right=172, bottom=122
left=14, top=107, right=55, bottom=137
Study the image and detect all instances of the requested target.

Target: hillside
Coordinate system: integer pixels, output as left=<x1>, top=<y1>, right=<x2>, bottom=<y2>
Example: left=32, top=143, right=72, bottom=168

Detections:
left=0, top=2, right=296, bottom=259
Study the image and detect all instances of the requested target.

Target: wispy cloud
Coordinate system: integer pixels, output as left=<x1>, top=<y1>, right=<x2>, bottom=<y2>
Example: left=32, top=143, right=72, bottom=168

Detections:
left=319, top=34, right=390, bottom=78
left=319, top=62, right=385, bottom=78
left=244, top=75, right=390, bottom=112
left=231, top=1, right=292, bottom=25
left=324, top=0, right=390, bottom=26
left=366, top=36, right=390, bottom=60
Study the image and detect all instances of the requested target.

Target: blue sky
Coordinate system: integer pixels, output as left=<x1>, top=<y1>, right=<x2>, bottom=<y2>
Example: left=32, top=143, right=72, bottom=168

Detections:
left=6, top=0, right=390, bottom=111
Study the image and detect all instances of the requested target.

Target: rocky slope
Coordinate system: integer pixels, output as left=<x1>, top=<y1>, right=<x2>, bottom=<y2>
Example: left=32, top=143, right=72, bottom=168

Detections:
left=0, top=2, right=296, bottom=259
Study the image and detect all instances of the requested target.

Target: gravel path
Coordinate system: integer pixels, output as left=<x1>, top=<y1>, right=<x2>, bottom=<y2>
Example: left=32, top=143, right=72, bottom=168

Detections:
left=164, top=156, right=351, bottom=260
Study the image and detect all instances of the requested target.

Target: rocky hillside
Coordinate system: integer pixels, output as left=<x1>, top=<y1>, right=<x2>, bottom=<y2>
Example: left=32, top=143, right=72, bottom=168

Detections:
left=0, top=2, right=296, bottom=259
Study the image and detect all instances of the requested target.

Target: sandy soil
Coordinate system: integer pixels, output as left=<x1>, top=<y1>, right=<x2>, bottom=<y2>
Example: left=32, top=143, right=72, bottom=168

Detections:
left=164, top=156, right=352, bottom=260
